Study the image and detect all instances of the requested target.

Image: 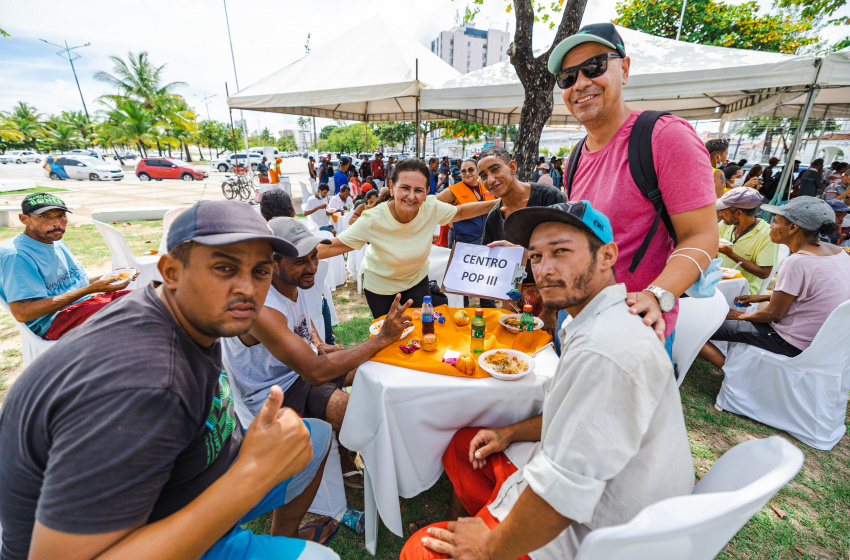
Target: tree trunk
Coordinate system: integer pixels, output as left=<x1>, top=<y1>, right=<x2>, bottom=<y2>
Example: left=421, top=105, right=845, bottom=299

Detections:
left=183, top=142, right=192, bottom=162
left=762, top=128, right=774, bottom=160
left=512, top=80, right=555, bottom=181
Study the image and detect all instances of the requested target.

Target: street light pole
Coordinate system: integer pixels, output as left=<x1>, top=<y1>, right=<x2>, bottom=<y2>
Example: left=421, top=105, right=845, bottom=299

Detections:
left=222, top=0, right=252, bottom=176
left=40, top=38, right=94, bottom=145
left=194, top=92, right=217, bottom=121
left=675, top=0, right=689, bottom=41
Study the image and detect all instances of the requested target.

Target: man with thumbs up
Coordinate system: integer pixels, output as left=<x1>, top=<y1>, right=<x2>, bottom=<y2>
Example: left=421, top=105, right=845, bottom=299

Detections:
left=0, top=200, right=340, bottom=560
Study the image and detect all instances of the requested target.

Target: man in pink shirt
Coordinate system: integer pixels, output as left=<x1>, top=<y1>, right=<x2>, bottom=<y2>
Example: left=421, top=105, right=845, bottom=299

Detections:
left=549, top=23, right=718, bottom=357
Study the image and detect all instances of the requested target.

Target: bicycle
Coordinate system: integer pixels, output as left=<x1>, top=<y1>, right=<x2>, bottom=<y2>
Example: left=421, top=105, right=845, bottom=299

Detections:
left=221, top=170, right=255, bottom=202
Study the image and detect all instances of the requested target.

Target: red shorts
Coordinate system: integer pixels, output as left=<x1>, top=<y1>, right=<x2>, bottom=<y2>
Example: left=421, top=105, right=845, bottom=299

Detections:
left=43, top=291, right=131, bottom=340
left=400, top=427, right=531, bottom=560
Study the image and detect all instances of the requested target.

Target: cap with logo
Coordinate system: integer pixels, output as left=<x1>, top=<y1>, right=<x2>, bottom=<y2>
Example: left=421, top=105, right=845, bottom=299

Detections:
left=761, top=196, right=836, bottom=231
left=715, top=187, right=765, bottom=210
left=548, top=23, right=627, bottom=74
left=503, top=200, right=614, bottom=248
left=21, top=193, right=71, bottom=215
left=166, top=199, right=298, bottom=256
left=268, top=217, right=332, bottom=258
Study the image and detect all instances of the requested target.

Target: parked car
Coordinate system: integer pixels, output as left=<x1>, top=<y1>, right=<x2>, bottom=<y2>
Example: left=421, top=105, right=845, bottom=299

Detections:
left=225, top=152, right=261, bottom=170
left=112, top=152, right=137, bottom=160
left=43, top=155, right=124, bottom=181
left=211, top=152, right=234, bottom=172
left=66, top=148, right=104, bottom=160
left=135, top=158, right=208, bottom=181
left=0, top=150, right=41, bottom=164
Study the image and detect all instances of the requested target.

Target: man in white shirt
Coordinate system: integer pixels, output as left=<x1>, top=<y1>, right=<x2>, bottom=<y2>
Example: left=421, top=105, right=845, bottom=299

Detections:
left=403, top=201, right=694, bottom=560
left=304, top=183, right=333, bottom=234
left=327, top=185, right=354, bottom=215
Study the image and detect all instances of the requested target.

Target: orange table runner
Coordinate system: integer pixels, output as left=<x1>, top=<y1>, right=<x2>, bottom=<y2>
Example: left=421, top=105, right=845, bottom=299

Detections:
left=369, top=305, right=552, bottom=379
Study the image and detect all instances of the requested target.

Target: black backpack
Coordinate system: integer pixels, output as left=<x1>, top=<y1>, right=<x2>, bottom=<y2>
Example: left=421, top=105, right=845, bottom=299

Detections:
left=565, top=110, right=678, bottom=274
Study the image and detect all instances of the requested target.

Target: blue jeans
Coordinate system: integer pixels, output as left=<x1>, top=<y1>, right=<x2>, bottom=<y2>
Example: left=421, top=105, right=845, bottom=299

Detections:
left=201, top=419, right=335, bottom=560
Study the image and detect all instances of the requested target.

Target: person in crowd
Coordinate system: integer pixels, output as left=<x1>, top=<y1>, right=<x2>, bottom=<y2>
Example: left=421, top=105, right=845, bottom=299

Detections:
left=477, top=146, right=566, bottom=319
left=705, top=139, right=729, bottom=198
left=318, top=157, right=330, bottom=185
left=325, top=161, right=335, bottom=189
left=317, top=158, right=498, bottom=318
left=223, top=217, right=413, bottom=489
left=723, top=165, right=761, bottom=192
left=308, top=155, right=317, bottom=181
left=437, top=158, right=494, bottom=247
left=348, top=173, right=362, bottom=196
left=550, top=157, right=563, bottom=188
left=822, top=164, right=850, bottom=201
left=386, top=155, right=397, bottom=180
left=0, top=200, right=340, bottom=559
left=328, top=185, right=354, bottom=215
left=716, top=187, right=777, bottom=295
left=428, top=156, right=439, bottom=195
left=536, top=163, right=554, bottom=185
left=796, top=158, right=824, bottom=198
left=700, top=196, right=850, bottom=367
left=260, top=189, right=296, bottom=221
left=823, top=160, right=843, bottom=182
left=737, top=159, right=748, bottom=167
left=348, top=189, right=380, bottom=225
left=269, top=157, right=283, bottom=185
left=305, top=183, right=335, bottom=234
left=825, top=198, right=849, bottom=245
left=257, top=157, right=269, bottom=183
left=549, top=23, right=719, bottom=353
left=531, top=156, right=546, bottom=182
left=0, top=193, right=136, bottom=340
left=333, top=157, right=351, bottom=195
left=371, top=153, right=386, bottom=187
left=402, top=201, right=693, bottom=560
left=761, top=156, right=781, bottom=200
left=359, top=154, right=371, bottom=180
left=744, top=164, right=763, bottom=187
left=438, top=156, right=451, bottom=190
left=362, top=176, right=376, bottom=193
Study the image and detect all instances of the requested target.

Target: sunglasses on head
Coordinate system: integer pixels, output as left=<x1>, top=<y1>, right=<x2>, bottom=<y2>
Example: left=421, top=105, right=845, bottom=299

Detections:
left=555, top=52, right=622, bottom=90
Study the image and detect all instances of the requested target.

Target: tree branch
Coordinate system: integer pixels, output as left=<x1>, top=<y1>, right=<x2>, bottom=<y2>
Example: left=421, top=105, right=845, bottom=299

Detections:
left=511, top=0, right=536, bottom=80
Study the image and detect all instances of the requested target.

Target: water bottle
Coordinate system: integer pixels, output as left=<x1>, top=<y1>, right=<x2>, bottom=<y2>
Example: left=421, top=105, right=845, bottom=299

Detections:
left=470, top=308, right=486, bottom=353
left=520, top=304, right=535, bottom=332
left=422, top=296, right=435, bottom=335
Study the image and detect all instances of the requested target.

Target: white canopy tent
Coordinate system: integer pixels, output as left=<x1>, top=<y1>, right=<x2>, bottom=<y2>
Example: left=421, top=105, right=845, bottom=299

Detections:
left=227, top=17, right=461, bottom=123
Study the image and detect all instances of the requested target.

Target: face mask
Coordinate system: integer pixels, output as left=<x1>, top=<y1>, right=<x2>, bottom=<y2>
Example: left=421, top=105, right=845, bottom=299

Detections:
left=715, top=159, right=724, bottom=169
left=669, top=249, right=723, bottom=299
left=732, top=178, right=744, bottom=187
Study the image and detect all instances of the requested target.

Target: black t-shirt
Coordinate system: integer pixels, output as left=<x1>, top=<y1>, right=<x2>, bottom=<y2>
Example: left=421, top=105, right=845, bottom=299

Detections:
left=482, top=182, right=566, bottom=283
left=360, top=161, right=371, bottom=179
left=0, top=285, right=242, bottom=560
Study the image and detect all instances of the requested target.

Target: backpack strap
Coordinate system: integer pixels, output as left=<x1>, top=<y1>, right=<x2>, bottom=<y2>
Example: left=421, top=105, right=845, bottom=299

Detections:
left=564, top=136, right=586, bottom=199
left=627, top=110, right=676, bottom=273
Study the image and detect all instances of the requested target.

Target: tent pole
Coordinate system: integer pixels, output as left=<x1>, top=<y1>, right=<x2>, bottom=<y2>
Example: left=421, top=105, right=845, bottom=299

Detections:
left=312, top=117, right=318, bottom=156
left=675, top=0, right=689, bottom=41
left=768, top=58, right=823, bottom=209
left=811, top=106, right=829, bottom=160
left=415, top=58, right=421, bottom=159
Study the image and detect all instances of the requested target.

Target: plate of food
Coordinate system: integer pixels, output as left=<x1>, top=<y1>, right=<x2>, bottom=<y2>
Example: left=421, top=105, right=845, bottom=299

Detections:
left=369, top=319, right=414, bottom=341
left=103, top=267, right=135, bottom=285
left=478, top=349, right=535, bottom=381
left=718, top=238, right=733, bottom=247
left=499, top=314, right=544, bottom=334
left=720, top=267, right=741, bottom=279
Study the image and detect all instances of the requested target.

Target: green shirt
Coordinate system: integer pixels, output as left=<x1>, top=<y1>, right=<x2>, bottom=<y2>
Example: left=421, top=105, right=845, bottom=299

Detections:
left=718, top=219, right=778, bottom=294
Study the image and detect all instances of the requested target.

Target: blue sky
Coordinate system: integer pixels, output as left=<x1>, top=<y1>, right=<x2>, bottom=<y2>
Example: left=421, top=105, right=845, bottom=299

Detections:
left=1, top=0, right=846, bottom=136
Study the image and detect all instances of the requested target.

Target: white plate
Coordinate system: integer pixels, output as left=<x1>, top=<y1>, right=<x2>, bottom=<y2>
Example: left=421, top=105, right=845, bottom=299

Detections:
left=720, top=267, right=740, bottom=279
left=718, top=239, right=733, bottom=247
left=478, top=349, right=535, bottom=381
left=103, top=267, right=135, bottom=285
left=369, top=319, right=414, bottom=341
left=498, top=314, right=544, bottom=334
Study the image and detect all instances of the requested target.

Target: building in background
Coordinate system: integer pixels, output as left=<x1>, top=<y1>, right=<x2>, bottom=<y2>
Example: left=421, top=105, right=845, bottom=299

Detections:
left=296, top=129, right=314, bottom=150
left=430, top=24, right=510, bottom=74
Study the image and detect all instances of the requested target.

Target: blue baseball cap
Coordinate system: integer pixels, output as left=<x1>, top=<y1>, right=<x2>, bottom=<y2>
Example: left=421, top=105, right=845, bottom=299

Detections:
left=167, top=199, right=298, bottom=256
left=548, top=23, right=627, bottom=74
left=827, top=198, right=849, bottom=213
left=503, top=200, right=614, bottom=248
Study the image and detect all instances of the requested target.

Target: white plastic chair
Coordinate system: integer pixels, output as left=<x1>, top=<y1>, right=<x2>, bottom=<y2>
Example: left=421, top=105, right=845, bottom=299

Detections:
left=428, top=245, right=466, bottom=308
left=575, top=436, right=804, bottom=560
left=308, top=178, right=318, bottom=197
left=315, top=230, right=347, bottom=290
left=671, top=289, right=729, bottom=386
left=222, top=348, right=346, bottom=518
left=0, top=293, right=56, bottom=368
left=157, top=207, right=189, bottom=255
left=756, top=244, right=791, bottom=296
left=93, top=221, right=162, bottom=288
left=716, top=300, right=850, bottom=450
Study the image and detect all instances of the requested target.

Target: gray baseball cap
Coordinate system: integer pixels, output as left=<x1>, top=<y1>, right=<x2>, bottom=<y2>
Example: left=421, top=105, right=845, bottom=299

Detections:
left=268, top=217, right=331, bottom=258
left=761, top=196, right=836, bottom=231
left=715, top=187, right=765, bottom=210
left=167, top=200, right=297, bottom=256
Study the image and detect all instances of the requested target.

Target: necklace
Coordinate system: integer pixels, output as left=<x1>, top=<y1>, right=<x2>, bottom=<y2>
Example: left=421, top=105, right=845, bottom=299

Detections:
left=730, top=219, right=758, bottom=244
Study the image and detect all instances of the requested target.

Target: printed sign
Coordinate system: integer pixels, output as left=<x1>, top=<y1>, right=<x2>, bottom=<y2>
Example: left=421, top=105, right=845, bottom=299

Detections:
left=442, top=242, right=525, bottom=300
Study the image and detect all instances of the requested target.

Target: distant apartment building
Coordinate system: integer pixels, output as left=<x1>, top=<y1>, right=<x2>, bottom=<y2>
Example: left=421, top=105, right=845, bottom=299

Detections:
left=430, top=25, right=510, bottom=74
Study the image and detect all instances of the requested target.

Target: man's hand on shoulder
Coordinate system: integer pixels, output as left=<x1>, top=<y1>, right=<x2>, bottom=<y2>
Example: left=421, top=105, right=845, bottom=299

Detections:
left=625, top=291, right=666, bottom=341
left=375, top=294, right=413, bottom=344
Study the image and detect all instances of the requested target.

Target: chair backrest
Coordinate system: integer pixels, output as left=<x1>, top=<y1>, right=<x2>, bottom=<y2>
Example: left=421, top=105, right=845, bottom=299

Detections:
left=575, top=437, right=803, bottom=560
left=303, top=260, right=330, bottom=343
left=0, top=291, right=56, bottom=367
left=93, top=220, right=138, bottom=270
left=672, top=288, right=728, bottom=386
left=428, top=245, right=452, bottom=286
left=159, top=207, right=189, bottom=254
left=757, top=244, right=791, bottom=295
left=783, top=299, right=850, bottom=371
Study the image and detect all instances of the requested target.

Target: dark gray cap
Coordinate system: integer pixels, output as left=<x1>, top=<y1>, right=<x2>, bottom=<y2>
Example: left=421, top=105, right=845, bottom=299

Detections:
left=167, top=200, right=298, bottom=256
left=268, top=217, right=331, bottom=258
left=761, top=196, right=835, bottom=231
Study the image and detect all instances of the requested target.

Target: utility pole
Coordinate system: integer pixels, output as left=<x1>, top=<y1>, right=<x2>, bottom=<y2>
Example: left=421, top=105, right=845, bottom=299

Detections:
left=223, top=0, right=252, bottom=175
left=194, top=92, right=217, bottom=121
left=675, top=0, right=689, bottom=41
left=40, top=38, right=93, bottom=143
left=306, top=33, right=318, bottom=157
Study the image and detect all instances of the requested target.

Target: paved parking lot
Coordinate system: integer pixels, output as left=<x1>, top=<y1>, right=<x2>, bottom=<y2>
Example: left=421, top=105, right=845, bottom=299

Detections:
left=0, top=157, right=312, bottom=225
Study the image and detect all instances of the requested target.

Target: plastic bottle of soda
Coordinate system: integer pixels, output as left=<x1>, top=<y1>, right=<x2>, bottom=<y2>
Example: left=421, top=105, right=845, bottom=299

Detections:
left=519, top=304, right=535, bottom=332
left=470, top=308, right=486, bottom=353
left=422, top=296, right=435, bottom=335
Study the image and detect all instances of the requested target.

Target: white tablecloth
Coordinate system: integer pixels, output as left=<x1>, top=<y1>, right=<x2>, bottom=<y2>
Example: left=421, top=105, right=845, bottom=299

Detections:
left=339, top=348, right=559, bottom=554
left=717, top=277, right=749, bottom=307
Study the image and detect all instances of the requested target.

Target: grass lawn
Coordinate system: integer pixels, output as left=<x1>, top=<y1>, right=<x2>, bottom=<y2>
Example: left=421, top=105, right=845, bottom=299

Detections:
left=0, top=227, right=847, bottom=558
left=0, top=186, right=69, bottom=196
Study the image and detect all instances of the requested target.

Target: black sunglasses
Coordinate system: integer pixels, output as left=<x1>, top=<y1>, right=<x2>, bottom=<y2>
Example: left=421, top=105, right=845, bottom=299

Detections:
left=555, top=53, right=623, bottom=90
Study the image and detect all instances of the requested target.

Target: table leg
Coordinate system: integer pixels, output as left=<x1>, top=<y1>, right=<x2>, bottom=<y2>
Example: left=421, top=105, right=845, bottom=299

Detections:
left=364, top=467, right=379, bottom=555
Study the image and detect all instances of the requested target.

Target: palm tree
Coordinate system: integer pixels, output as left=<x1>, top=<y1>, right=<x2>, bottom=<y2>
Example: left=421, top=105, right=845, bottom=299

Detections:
left=101, top=99, right=157, bottom=157
left=45, top=121, right=80, bottom=152
left=0, top=115, right=22, bottom=142
left=94, top=51, right=186, bottom=111
left=61, top=110, right=92, bottom=148
left=5, top=102, right=44, bottom=150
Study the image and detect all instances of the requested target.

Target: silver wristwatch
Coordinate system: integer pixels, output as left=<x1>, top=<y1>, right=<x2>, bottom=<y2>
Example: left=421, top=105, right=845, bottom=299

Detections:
left=643, top=285, right=675, bottom=314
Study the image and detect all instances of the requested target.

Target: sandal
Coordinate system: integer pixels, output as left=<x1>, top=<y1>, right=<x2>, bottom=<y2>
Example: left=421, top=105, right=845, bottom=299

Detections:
left=342, top=470, right=365, bottom=489
left=408, top=519, right=430, bottom=535
left=299, top=516, right=340, bottom=545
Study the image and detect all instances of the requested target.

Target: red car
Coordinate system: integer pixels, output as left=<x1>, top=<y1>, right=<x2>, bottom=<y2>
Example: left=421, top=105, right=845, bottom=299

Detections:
left=135, top=158, right=208, bottom=182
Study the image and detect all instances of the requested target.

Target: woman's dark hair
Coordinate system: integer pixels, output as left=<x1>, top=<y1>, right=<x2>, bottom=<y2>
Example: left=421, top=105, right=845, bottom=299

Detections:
left=723, top=165, right=742, bottom=181
left=259, top=190, right=295, bottom=220
left=705, top=138, right=728, bottom=155
left=389, top=158, right=431, bottom=185
left=818, top=222, right=839, bottom=238
left=737, top=159, right=748, bottom=167
left=365, top=189, right=379, bottom=200
left=745, top=165, right=763, bottom=180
